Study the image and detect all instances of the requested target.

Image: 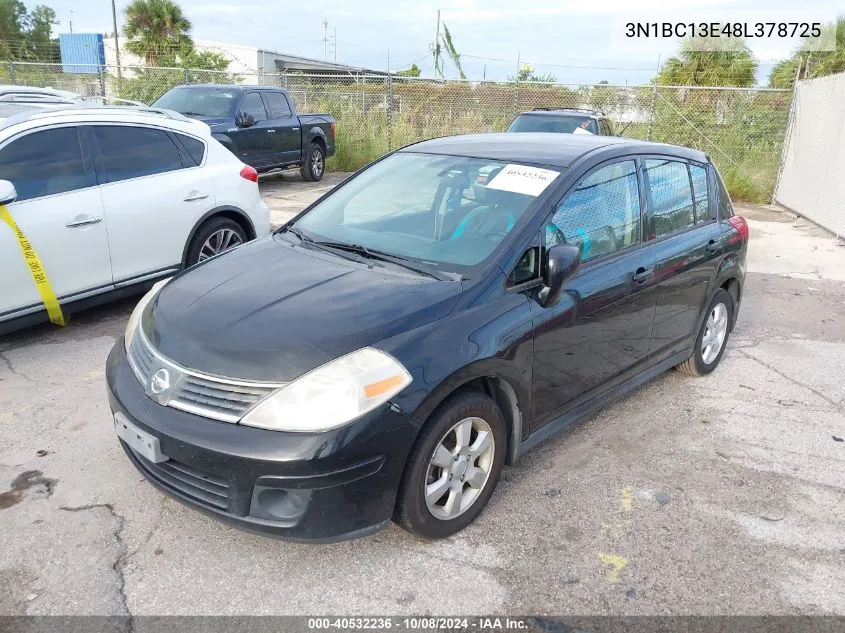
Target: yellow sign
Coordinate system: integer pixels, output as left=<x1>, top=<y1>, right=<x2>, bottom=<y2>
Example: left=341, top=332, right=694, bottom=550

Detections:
left=0, top=205, right=67, bottom=326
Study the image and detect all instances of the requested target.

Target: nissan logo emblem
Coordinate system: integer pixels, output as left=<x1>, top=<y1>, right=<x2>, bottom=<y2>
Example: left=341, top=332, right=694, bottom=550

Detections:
left=150, top=368, right=170, bottom=394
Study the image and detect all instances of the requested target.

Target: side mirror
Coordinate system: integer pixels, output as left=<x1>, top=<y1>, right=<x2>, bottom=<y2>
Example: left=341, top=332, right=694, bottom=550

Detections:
left=0, top=179, right=17, bottom=205
left=538, top=244, right=581, bottom=307
left=235, top=112, right=255, bottom=128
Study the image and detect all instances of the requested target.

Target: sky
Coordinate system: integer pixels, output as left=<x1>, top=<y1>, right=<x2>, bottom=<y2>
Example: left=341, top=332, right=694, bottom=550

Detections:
left=52, top=0, right=841, bottom=85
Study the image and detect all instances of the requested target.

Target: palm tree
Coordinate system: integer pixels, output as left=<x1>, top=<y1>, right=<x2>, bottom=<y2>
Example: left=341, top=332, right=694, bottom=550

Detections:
left=655, top=37, right=757, bottom=87
left=431, top=23, right=465, bottom=79
left=768, top=17, right=845, bottom=89
left=123, top=0, right=192, bottom=66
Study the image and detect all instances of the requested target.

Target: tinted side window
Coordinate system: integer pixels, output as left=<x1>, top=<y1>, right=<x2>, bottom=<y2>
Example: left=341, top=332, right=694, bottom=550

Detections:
left=689, top=164, right=710, bottom=222
left=175, top=133, right=205, bottom=166
left=263, top=92, right=292, bottom=118
left=0, top=127, right=86, bottom=201
left=715, top=169, right=734, bottom=220
left=240, top=92, right=267, bottom=122
left=646, top=159, right=695, bottom=237
left=93, top=126, right=184, bottom=184
left=545, top=160, right=641, bottom=262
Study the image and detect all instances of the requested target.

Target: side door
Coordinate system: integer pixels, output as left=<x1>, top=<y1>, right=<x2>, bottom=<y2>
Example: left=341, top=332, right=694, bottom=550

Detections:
left=643, top=158, right=723, bottom=362
left=261, top=91, right=301, bottom=165
left=229, top=91, right=272, bottom=168
left=0, top=125, right=111, bottom=320
left=88, top=124, right=216, bottom=285
left=528, top=158, right=659, bottom=430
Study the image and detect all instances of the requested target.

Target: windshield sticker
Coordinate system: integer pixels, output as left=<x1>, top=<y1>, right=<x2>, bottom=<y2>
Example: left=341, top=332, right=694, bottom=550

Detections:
left=484, top=164, right=560, bottom=197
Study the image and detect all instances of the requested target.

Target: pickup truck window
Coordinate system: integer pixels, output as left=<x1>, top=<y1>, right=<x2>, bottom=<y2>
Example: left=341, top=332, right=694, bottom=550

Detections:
left=239, top=93, right=267, bottom=122
left=151, top=87, right=238, bottom=118
left=264, top=92, right=292, bottom=118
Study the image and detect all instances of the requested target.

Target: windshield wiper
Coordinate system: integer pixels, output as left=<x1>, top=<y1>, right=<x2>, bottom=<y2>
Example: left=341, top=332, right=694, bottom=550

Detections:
left=279, top=224, right=312, bottom=243
left=314, top=241, right=453, bottom=281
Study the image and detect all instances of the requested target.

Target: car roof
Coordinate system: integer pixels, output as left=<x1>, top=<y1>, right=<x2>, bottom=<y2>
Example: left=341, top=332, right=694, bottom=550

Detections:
left=400, top=133, right=708, bottom=168
left=167, top=84, right=279, bottom=92
left=518, top=109, right=605, bottom=119
left=0, top=105, right=212, bottom=137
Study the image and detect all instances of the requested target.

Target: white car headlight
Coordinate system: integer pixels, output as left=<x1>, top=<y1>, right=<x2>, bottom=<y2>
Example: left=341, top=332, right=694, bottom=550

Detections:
left=124, top=278, right=170, bottom=352
left=240, top=348, right=412, bottom=432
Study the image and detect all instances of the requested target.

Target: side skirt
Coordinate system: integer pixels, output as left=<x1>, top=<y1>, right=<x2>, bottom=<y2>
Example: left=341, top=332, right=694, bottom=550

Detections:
left=515, top=349, right=693, bottom=460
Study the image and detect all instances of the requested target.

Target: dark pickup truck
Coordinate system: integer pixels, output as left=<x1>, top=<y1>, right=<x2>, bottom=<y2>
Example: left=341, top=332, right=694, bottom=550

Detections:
left=152, top=84, right=336, bottom=181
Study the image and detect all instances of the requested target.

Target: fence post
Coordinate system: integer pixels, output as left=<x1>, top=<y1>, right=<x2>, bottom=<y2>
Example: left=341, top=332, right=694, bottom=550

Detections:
left=8, top=61, right=14, bottom=83
left=646, top=84, right=658, bottom=141
left=184, top=68, right=189, bottom=84
left=771, top=64, right=803, bottom=204
left=386, top=74, right=393, bottom=151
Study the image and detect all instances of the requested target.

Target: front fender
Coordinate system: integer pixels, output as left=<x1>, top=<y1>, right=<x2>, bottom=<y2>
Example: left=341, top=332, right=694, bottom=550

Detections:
left=377, top=285, right=535, bottom=457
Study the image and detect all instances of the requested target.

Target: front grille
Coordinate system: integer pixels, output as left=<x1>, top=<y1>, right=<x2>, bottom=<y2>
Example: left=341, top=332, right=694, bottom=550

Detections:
left=127, top=327, right=283, bottom=423
left=129, top=448, right=229, bottom=510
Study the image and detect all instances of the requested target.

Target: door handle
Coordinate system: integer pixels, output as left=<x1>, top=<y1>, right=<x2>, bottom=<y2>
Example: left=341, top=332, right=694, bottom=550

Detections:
left=183, top=192, right=209, bottom=202
left=292, top=127, right=300, bottom=131
left=266, top=129, right=276, bottom=134
left=632, top=266, right=653, bottom=284
left=65, top=215, right=102, bottom=228
left=706, top=239, right=721, bottom=254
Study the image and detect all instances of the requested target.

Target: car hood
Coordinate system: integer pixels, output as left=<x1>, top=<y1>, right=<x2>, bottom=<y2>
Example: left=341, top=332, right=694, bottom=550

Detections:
left=145, top=236, right=463, bottom=382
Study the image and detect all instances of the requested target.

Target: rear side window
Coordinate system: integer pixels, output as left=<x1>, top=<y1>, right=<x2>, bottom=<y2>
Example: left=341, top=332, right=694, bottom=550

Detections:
left=0, top=127, right=86, bottom=201
left=93, top=126, right=184, bottom=184
left=645, top=159, right=695, bottom=237
left=263, top=92, right=292, bottom=118
left=545, top=160, right=641, bottom=262
left=689, top=164, right=710, bottom=222
left=175, top=133, right=205, bottom=166
left=715, top=170, right=735, bottom=220
left=239, top=92, right=267, bottom=122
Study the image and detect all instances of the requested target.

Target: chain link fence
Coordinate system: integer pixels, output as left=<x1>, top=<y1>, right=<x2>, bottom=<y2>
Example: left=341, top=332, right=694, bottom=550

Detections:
left=0, top=61, right=792, bottom=201
left=774, top=73, right=845, bottom=238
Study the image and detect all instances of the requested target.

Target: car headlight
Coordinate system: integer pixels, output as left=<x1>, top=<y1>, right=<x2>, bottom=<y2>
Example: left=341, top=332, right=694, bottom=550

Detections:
left=124, top=279, right=170, bottom=352
left=240, top=348, right=412, bottom=432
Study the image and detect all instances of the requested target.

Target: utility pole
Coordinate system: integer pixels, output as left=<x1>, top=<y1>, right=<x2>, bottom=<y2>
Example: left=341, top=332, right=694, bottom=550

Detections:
left=322, top=17, right=329, bottom=61
left=333, top=27, right=337, bottom=62
left=111, top=0, right=121, bottom=81
left=433, top=10, right=441, bottom=77
left=69, top=10, right=74, bottom=33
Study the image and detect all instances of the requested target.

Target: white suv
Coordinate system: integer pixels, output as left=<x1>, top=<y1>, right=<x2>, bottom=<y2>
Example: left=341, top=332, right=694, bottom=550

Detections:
left=0, top=106, right=270, bottom=334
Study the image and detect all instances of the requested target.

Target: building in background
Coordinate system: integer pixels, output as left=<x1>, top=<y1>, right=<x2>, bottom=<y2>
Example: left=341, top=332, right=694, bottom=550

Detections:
left=99, top=37, right=387, bottom=81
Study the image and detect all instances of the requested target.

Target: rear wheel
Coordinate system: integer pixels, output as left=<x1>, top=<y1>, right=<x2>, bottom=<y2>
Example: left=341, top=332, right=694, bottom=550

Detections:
left=185, top=217, right=247, bottom=267
left=677, top=289, right=734, bottom=376
left=396, top=391, right=506, bottom=539
left=300, top=142, right=325, bottom=182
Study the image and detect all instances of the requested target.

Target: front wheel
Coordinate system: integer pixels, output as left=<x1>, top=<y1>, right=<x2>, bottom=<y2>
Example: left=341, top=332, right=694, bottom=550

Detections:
left=185, top=217, right=247, bottom=267
left=300, top=143, right=325, bottom=182
left=396, top=391, right=506, bottom=539
left=677, top=288, right=734, bottom=376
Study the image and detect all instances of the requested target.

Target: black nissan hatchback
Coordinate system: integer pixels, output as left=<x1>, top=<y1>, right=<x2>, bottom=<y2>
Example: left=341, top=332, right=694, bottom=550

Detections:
left=106, top=133, right=748, bottom=542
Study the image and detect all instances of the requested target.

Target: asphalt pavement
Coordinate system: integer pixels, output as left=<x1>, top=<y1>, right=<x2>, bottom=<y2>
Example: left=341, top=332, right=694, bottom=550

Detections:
left=0, top=175, right=843, bottom=616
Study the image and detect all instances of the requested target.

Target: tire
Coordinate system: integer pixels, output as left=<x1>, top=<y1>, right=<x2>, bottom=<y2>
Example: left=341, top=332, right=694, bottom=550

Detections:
left=677, top=288, right=734, bottom=377
left=185, top=217, right=247, bottom=267
left=396, top=391, right=507, bottom=539
left=300, top=142, right=325, bottom=182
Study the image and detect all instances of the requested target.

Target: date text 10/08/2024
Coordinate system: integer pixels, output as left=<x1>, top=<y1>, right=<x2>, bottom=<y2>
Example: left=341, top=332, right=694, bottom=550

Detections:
left=307, top=617, right=530, bottom=630
left=625, top=22, right=822, bottom=39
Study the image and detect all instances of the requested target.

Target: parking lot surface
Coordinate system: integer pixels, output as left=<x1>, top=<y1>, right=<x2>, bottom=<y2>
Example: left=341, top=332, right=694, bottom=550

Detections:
left=1, top=176, right=844, bottom=615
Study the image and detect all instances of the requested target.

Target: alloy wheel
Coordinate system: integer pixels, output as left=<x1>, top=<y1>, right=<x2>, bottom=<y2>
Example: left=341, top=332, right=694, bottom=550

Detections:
left=199, top=228, right=243, bottom=262
left=424, top=416, right=495, bottom=520
left=311, top=149, right=324, bottom=178
left=701, top=302, right=729, bottom=364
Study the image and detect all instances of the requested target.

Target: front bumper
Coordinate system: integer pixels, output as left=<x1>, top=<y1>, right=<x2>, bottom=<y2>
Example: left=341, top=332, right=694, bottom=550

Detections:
left=106, top=341, right=419, bottom=542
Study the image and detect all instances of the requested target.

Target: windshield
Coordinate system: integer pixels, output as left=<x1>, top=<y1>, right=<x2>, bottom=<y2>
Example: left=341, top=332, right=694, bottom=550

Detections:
left=152, top=87, right=238, bottom=118
left=508, top=114, right=598, bottom=134
left=291, top=153, right=561, bottom=274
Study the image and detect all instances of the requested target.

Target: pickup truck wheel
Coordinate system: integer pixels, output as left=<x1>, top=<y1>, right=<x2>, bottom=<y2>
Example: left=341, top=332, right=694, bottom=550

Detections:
left=185, top=217, right=247, bottom=267
left=300, top=143, right=325, bottom=182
